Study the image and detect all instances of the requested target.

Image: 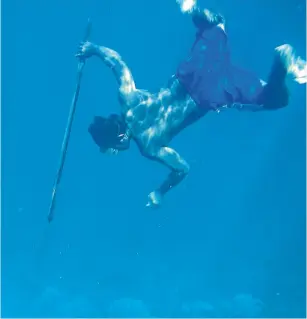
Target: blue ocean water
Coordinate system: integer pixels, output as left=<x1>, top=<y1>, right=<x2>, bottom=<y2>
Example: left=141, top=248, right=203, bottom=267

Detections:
left=2, top=0, right=306, bottom=317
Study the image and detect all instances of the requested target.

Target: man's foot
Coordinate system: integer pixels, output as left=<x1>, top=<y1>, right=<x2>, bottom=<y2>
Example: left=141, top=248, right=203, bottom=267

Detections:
left=291, top=56, right=307, bottom=84
left=176, top=0, right=197, bottom=13
left=146, top=191, right=163, bottom=208
left=275, top=44, right=307, bottom=84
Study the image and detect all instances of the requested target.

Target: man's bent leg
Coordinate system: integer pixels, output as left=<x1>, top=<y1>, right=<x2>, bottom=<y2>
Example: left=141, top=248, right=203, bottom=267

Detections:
left=232, top=44, right=306, bottom=112
left=261, top=44, right=306, bottom=110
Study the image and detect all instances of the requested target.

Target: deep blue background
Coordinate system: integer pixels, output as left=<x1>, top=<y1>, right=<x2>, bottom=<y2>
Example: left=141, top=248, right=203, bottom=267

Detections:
left=2, top=0, right=306, bottom=317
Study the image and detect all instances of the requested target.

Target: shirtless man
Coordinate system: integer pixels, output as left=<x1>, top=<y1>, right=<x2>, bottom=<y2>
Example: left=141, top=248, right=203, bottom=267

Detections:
left=77, top=0, right=306, bottom=208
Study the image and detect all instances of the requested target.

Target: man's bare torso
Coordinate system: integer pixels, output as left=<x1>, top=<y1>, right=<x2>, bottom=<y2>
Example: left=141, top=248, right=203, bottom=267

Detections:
left=121, top=84, right=198, bottom=152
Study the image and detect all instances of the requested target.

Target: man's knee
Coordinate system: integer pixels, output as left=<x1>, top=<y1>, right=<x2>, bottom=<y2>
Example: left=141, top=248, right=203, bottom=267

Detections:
left=260, top=83, right=289, bottom=110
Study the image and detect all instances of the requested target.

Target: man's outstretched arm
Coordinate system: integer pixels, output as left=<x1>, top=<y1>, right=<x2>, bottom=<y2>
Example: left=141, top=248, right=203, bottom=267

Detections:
left=176, top=0, right=225, bottom=29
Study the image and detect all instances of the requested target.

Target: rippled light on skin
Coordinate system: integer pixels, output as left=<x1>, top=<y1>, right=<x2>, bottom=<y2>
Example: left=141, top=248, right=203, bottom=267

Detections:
left=147, top=97, right=153, bottom=105
left=121, top=68, right=135, bottom=93
left=176, top=0, right=196, bottom=13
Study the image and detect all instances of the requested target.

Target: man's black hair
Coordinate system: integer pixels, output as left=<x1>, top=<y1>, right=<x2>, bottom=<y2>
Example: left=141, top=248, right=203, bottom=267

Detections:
left=88, top=114, right=127, bottom=150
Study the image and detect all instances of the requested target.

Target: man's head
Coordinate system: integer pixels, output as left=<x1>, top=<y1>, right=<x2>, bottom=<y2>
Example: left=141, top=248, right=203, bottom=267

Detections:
left=88, top=114, right=130, bottom=154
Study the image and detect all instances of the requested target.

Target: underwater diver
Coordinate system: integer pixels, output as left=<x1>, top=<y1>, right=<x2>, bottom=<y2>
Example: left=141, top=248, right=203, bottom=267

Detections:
left=77, top=0, right=306, bottom=208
